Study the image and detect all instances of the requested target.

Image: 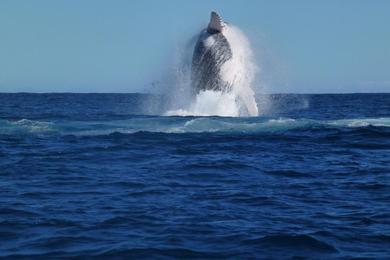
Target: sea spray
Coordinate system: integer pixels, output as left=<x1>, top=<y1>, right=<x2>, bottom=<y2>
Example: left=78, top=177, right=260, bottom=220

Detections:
left=220, top=25, right=258, bottom=116
left=165, top=24, right=259, bottom=117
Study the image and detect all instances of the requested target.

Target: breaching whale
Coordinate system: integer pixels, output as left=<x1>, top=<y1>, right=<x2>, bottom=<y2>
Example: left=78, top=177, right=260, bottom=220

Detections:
left=191, top=12, right=233, bottom=94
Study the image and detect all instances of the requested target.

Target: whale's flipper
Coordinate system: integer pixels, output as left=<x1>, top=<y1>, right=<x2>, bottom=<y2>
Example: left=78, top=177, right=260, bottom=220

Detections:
left=207, top=11, right=224, bottom=34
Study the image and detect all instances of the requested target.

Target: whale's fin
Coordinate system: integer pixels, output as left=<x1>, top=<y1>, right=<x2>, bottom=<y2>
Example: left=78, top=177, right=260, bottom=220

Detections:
left=207, top=11, right=224, bottom=34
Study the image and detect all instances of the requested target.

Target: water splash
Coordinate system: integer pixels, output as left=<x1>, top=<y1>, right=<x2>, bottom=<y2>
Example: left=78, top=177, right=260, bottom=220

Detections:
left=219, top=25, right=258, bottom=116
left=166, top=24, right=259, bottom=117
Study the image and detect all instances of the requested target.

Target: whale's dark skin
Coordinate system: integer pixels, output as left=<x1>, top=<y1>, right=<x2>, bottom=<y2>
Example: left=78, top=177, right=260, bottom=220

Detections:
left=191, top=12, right=233, bottom=94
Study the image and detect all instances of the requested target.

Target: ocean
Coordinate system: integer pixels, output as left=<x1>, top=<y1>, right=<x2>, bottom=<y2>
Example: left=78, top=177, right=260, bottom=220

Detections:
left=0, top=93, right=389, bottom=258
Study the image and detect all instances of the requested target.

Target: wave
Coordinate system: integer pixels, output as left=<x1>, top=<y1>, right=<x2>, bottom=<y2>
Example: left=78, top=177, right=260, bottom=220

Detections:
left=0, top=117, right=389, bottom=136
left=243, top=234, right=337, bottom=253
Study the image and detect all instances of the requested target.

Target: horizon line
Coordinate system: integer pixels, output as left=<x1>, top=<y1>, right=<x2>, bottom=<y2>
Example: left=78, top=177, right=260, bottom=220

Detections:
left=0, top=92, right=389, bottom=95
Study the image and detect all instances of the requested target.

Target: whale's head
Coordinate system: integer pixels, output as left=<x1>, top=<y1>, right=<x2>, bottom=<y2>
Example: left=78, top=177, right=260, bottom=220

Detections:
left=207, top=11, right=225, bottom=34
left=191, top=11, right=232, bottom=93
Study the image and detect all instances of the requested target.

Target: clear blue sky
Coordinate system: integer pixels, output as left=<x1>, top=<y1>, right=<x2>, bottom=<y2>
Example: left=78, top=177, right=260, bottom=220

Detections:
left=0, top=0, right=389, bottom=93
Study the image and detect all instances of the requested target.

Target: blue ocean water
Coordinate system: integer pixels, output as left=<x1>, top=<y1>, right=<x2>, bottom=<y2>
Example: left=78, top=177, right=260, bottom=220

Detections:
left=0, top=93, right=389, bottom=258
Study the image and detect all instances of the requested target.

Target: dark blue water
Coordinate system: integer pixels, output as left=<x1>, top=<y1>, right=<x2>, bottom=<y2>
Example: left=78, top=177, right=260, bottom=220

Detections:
left=0, top=93, right=389, bottom=258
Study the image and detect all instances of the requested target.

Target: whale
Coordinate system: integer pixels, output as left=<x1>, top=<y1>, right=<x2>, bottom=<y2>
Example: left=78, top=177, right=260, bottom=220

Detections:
left=191, top=12, right=233, bottom=94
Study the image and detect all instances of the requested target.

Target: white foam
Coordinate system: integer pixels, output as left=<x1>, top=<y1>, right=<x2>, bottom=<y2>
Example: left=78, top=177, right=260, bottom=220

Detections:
left=166, top=90, right=239, bottom=117
left=12, top=119, right=54, bottom=133
left=327, top=118, right=390, bottom=128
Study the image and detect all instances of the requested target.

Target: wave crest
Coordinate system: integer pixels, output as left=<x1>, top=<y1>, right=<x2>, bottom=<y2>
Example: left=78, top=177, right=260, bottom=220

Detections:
left=0, top=117, right=389, bottom=136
